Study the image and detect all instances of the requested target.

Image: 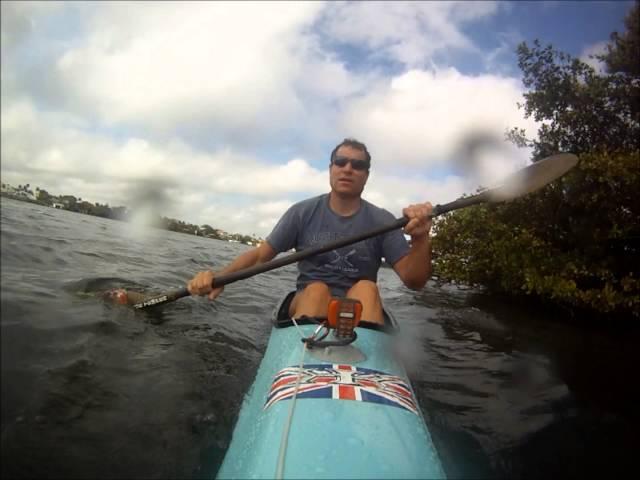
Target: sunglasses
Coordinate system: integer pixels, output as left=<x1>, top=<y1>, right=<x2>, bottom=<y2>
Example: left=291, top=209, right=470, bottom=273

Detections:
left=332, top=156, right=369, bottom=171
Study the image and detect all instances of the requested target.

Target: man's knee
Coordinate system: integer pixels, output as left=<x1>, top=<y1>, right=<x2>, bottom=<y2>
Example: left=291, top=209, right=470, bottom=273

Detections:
left=347, top=280, right=383, bottom=324
left=348, top=279, right=380, bottom=296
left=304, top=282, right=331, bottom=296
left=289, top=282, right=331, bottom=317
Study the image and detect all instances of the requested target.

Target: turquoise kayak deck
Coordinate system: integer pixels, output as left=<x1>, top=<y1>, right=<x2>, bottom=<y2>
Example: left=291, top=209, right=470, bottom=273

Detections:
left=216, top=320, right=446, bottom=479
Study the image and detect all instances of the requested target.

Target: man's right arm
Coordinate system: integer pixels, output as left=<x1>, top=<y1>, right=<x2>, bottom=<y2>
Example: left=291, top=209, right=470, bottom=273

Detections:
left=188, top=241, right=278, bottom=300
left=189, top=200, right=300, bottom=300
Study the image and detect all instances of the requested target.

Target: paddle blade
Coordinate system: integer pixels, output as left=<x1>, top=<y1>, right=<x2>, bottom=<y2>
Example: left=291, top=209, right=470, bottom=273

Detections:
left=486, top=153, right=579, bottom=202
left=103, top=289, right=149, bottom=306
left=103, top=289, right=130, bottom=305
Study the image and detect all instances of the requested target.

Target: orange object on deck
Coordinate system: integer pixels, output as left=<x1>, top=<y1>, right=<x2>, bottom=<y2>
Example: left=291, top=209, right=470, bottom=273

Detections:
left=327, top=297, right=362, bottom=337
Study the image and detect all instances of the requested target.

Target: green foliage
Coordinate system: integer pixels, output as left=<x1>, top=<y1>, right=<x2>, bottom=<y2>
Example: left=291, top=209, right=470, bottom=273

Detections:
left=599, top=1, right=640, bottom=77
left=508, top=51, right=639, bottom=157
left=435, top=5, right=640, bottom=318
left=433, top=152, right=639, bottom=317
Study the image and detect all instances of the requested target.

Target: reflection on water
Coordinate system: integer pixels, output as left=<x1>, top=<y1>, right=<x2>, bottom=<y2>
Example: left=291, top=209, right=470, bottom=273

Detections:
left=396, top=287, right=638, bottom=479
left=1, top=197, right=637, bottom=479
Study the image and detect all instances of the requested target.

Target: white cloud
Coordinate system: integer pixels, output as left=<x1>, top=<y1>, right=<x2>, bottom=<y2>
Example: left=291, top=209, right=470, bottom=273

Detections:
left=0, top=96, right=328, bottom=235
left=580, top=41, right=608, bottom=74
left=198, top=200, right=296, bottom=238
left=1, top=95, right=474, bottom=235
left=339, top=68, right=537, bottom=173
left=2, top=1, right=543, bottom=238
left=319, top=1, right=502, bottom=67
left=0, top=1, right=63, bottom=50
left=49, top=1, right=338, bottom=142
left=364, top=172, right=469, bottom=217
left=210, top=158, right=326, bottom=196
left=482, top=29, right=524, bottom=76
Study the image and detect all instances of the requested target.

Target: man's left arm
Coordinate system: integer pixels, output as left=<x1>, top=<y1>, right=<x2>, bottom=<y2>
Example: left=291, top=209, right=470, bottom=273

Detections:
left=392, top=202, right=433, bottom=290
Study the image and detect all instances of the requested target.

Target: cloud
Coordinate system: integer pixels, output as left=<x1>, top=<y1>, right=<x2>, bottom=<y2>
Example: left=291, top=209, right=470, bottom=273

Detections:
left=1, top=1, right=540, bottom=238
left=209, top=158, right=326, bottom=196
left=580, top=41, right=608, bottom=74
left=481, top=29, right=524, bottom=76
left=0, top=1, right=63, bottom=50
left=1, top=93, right=473, bottom=236
left=339, top=67, right=537, bottom=173
left=318, top=1, right=502, bottom=67
left=0, top=96, right=329, bottom=234
left=0, top=2, right=67, bottom=106
left=198, top=200, right=297, bottom=238
left=364, top=172, right=469, bottom=216
left=40, top=1, right=352, bottom=147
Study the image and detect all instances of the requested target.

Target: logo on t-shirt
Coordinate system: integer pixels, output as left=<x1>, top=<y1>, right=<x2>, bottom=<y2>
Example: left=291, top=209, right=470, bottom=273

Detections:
left=325, top=248, right=359, bottom=273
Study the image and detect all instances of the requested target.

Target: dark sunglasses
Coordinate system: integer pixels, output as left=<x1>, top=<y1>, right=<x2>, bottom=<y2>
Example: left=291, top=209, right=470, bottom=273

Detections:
left=332, top=156, right=369, bottom=171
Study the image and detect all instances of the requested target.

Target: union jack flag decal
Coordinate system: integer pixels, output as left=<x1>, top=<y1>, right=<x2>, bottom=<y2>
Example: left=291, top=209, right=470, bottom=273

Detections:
left=264, top=364, right=418, bottom=415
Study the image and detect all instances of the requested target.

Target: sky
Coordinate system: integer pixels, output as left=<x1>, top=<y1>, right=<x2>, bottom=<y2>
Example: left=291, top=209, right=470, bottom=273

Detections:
left=1, top=1, right=635, bottom=238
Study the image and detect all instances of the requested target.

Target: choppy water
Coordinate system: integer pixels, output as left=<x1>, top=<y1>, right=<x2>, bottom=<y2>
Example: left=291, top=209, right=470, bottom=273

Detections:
left=1, top=197, right=636, bottom=479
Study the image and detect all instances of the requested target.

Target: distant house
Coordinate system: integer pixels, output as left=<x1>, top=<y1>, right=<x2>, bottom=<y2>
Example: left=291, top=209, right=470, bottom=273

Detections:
left=15, top=190, right=36, bottom=201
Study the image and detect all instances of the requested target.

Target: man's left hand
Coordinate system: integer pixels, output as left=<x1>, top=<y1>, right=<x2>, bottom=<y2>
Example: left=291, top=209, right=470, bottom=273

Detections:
left=402, top=202, right=433, bottom=240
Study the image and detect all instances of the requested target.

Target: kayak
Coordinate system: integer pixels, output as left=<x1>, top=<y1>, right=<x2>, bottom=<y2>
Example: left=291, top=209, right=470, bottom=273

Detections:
left=216, top=291, right=446, bottom=479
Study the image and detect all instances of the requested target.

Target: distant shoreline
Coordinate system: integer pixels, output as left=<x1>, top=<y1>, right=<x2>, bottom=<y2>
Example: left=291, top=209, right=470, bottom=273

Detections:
left=0, top=189, right=261, bottom=247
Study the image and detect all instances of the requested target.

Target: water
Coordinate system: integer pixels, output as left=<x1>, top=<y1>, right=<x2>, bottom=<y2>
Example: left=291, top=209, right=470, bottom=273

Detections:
left=1, top=197, right=636, bottom=479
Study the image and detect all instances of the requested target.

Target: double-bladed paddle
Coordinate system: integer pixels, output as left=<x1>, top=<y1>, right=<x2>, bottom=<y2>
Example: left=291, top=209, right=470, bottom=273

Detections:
left=115, top=153, right=578, bottom=310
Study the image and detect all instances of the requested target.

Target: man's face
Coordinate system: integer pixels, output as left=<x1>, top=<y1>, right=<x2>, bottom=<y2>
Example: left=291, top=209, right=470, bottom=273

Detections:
left=329, top=145, right=369, bottom=198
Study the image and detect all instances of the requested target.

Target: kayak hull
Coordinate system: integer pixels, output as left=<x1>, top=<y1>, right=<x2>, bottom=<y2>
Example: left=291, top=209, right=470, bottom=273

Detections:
left=216, top=293, right=446, bottom=479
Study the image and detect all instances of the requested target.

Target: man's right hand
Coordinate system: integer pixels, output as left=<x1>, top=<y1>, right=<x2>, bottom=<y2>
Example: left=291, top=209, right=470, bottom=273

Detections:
left=188, top=270, right=224, bottom=301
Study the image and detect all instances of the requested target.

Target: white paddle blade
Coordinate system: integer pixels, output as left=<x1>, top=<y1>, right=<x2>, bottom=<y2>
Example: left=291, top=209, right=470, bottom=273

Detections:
left=487, top=153, right=579, bottom=202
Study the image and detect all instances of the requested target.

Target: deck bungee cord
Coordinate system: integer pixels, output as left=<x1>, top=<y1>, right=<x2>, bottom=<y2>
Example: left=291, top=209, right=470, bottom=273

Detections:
left=275, top=316, right=308, bottom=480
left=275, top=298, right=363, bottom=479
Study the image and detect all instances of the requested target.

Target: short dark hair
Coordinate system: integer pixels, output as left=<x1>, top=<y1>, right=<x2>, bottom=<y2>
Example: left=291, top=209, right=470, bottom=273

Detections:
left=330, top=138, right=371, bottom=168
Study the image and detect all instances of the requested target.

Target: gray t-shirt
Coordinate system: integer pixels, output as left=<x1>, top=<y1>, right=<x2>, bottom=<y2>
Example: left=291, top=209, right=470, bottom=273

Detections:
left=266, top=194, right=410, bottom=296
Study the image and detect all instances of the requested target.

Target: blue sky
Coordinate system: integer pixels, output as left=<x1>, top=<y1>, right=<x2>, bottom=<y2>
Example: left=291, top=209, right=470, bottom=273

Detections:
left=1, top=1, right=634, bottom=237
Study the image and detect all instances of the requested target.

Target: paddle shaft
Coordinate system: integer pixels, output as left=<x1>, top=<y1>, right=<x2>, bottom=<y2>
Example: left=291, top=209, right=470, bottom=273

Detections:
left=131, top=153, right=580, bottom=309
left=131, top=192, right=489, bottom=309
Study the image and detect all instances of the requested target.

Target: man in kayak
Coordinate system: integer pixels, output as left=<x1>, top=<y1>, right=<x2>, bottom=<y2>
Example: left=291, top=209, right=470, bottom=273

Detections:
left=188, top=138, right=432, bottom=324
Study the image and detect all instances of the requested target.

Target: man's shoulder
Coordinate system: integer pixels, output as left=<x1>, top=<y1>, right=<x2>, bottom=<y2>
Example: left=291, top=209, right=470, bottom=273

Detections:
left=289, top=194, right=328, bottom=214
left=361, top=197, right=396, bottom=222
left=267, top=194, right=328, bottom=248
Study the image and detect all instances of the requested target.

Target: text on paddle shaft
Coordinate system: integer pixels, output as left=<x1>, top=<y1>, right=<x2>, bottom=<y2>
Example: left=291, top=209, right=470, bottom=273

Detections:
left=135, top=295, right=168, bottom=308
